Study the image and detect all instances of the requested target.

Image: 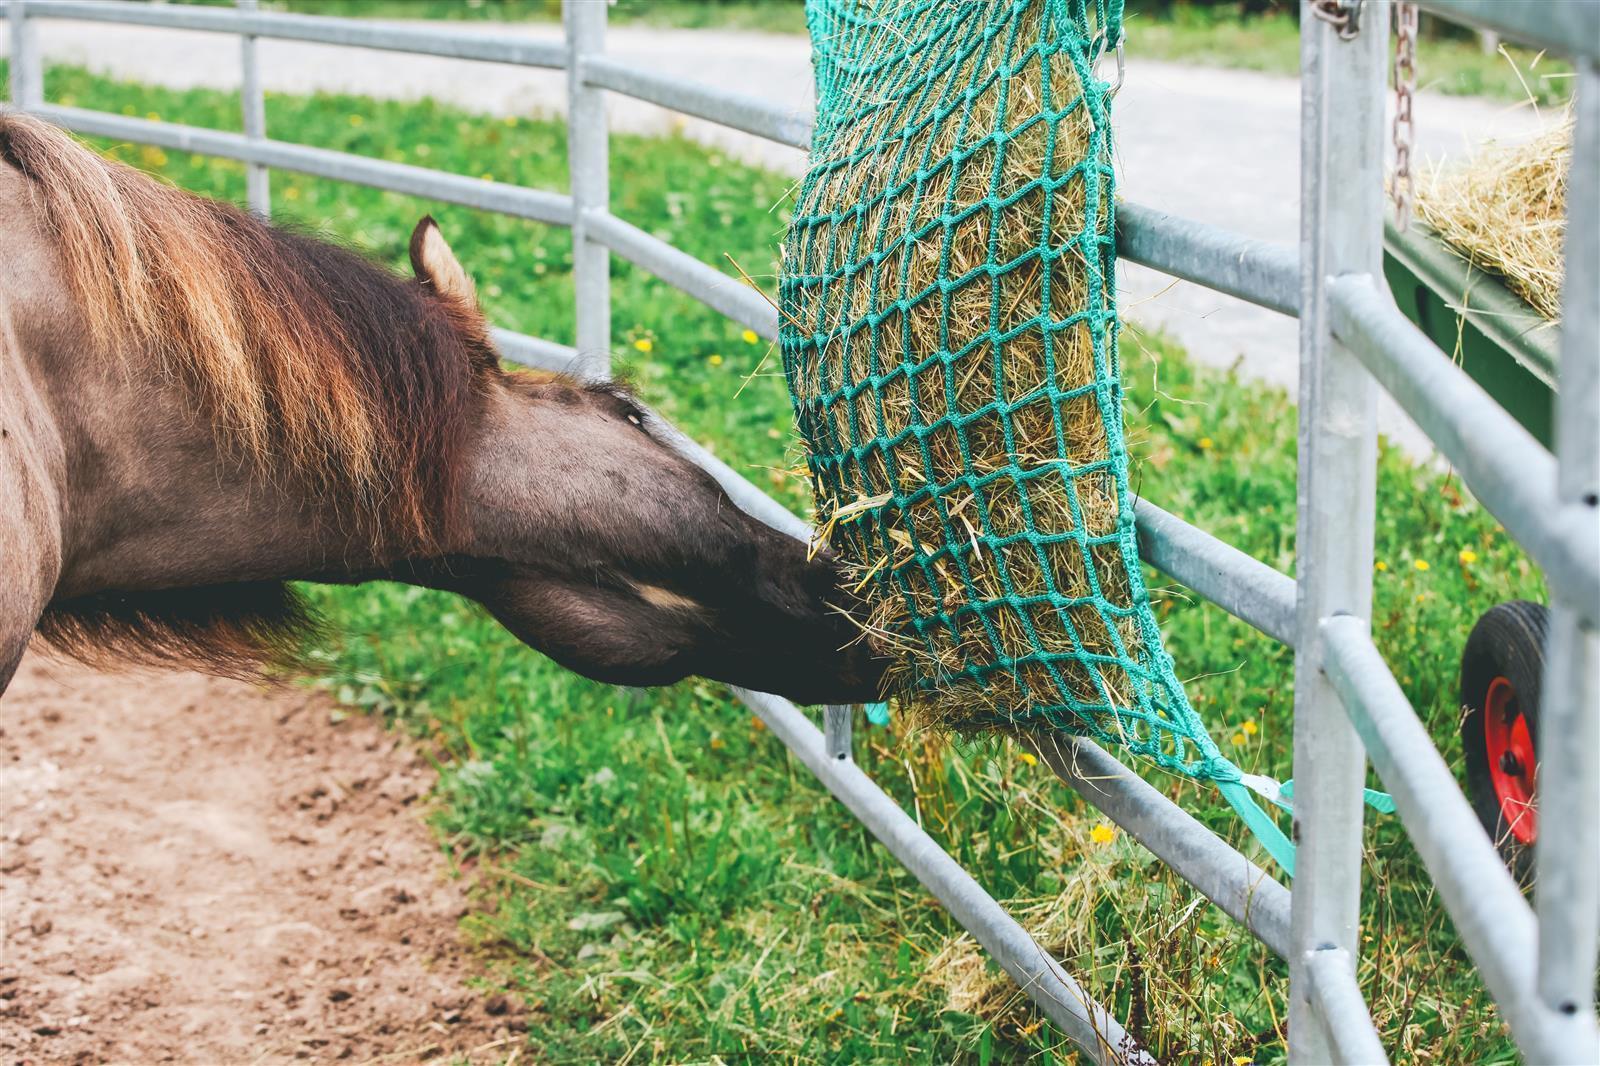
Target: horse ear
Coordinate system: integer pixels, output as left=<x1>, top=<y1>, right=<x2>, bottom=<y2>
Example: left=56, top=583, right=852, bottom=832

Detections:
left=409, top=216, right=476, bottom=304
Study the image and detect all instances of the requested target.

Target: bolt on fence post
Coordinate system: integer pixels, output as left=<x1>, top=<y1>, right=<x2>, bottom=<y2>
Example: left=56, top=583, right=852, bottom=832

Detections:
left=824, top=705, right=852, bottom=762
left=565, top=0, right=611, bottom=381
left=1289, top=3, right=1387, bottom=1061
left=238, top=0, right=270, bottom=217
left=1536, top=57, right=1600, bottom=1037
left=8, top=1, right=42, bottom=109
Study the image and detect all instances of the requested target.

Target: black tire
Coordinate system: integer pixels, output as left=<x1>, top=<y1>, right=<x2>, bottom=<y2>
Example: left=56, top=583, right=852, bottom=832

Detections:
left=1459, top=600, right=1547, bottom=888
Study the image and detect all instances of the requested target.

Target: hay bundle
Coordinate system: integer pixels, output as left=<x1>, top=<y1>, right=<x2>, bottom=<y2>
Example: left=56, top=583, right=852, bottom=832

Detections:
left=1415, top=115, right=1572, bottom=321
left=780, top=0, right=1206, bottom=771
left=927, top=877, right=1259, bottom=1057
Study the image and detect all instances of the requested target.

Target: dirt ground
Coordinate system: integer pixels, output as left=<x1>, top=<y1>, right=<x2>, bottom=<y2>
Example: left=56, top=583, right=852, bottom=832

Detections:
left=0, top=649, right=524, bottom=1065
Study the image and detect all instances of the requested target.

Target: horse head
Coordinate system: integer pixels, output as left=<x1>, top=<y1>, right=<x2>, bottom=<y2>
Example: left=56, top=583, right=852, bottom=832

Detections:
left=412, top=220, right=889, bottom=705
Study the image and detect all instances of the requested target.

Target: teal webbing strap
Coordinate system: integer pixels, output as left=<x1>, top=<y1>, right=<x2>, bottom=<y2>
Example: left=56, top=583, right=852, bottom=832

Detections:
left=1217, top=779, right=1297, bottom=878
left=1277, top=779, right=1398, bottom=816
left=1207, top=770, right=1396, bottom=879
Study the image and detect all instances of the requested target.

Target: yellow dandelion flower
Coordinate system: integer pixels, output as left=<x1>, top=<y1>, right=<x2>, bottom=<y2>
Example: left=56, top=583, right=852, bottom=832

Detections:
left=633, top=338, right=653, bottom=353
left=503, top=115, right=519, bottom=127
left=1458, top=549, right=1478, bottom=565
left=710, top=737, right=725, bottom=751
left=347, top=114, right=364, bottom=127
left=1018, top=751, right=1037, bottom=766
left=284, top=186, right=301, bottom=201
left=1233, top=1058, right=1254, bottom=1066
left=1241, top=720, right=1258, bottom=736
left=709, top=353, right=724, bottom=366
left=145, top=111, right=161, bottom=122
left=1089, top=823, right=1116, bottom=845
left=1375, top=560, right=1389, bottom=572
left=741, top=329, right=760, bottom=345
left=1230, top=732, right=1247, bottom=747
left=480, top=172, right=496, bottom=182
left=1198, top=437, right=1214, bottom=450
left=1414, top=559, right=1430, bottom=572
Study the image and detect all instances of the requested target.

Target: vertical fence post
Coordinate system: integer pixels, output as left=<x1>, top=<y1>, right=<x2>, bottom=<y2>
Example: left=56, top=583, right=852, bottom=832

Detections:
left=824, top=705, right=853, bottom=762
left=238, top=0, right=270, bottom=217
left=565, top=0, right=610, bottom=380
left=1288, top=2, right=1386, bottom=1060
left=1536, top=57, right=1600, bottom=1035
left=7, top=0, right=42, bottom=108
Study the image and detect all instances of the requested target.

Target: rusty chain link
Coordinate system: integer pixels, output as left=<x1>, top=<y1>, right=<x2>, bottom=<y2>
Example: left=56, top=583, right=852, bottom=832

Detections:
left=1309, top=0, right=1364, bottom=41
left=1392, top=1, right=1419, bottom=230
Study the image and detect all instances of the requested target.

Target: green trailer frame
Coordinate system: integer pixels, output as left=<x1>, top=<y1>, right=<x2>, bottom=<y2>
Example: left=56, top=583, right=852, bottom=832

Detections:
left=1384, top=219, right=1560, bottom=446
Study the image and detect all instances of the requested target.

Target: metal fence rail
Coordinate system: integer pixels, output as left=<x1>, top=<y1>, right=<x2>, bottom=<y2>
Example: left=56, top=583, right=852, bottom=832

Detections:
left=581, top=53, right=814, bottom=151
left=5, top=1, right=1596, bottom=1061
left=1116, top=204, right=1300, bottom=318
left=1330, top=278, right=1599, bottom=620
left=25, top=0, right=568, bottom=66
left=28, top=103, right=576, bottom=223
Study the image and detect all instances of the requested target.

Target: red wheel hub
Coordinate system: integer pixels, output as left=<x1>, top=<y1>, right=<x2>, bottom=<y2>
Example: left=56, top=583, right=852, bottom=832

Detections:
left=1483, top=676, right=1538, bottom=845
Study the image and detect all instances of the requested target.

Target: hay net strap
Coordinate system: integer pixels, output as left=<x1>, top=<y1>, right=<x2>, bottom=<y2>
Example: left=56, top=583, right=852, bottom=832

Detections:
left=780, top=0, right=1305, bottom=874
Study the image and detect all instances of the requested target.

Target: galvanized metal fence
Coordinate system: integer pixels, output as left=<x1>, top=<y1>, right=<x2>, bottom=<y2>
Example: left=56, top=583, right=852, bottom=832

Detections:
left=4, top=1, right=1594, bottom=1061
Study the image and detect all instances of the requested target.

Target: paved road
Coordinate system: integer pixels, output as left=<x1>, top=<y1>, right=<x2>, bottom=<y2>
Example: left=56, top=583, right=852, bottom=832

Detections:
left=5, top=18, right=1553, bottom=455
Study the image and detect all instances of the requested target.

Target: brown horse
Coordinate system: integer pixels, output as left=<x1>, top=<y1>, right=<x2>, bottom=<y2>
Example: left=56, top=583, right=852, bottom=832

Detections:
left=0, top=111, right=886, bottom=705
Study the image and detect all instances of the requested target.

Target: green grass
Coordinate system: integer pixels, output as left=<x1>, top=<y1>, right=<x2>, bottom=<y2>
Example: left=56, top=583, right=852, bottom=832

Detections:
left=1125, top=5, right=1572, bottom=106
left=32, top=61, right=1547, bottom=1064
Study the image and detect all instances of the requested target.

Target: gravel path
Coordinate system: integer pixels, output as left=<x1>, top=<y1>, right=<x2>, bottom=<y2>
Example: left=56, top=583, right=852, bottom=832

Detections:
left=6, top=18, right=1551, bottom=456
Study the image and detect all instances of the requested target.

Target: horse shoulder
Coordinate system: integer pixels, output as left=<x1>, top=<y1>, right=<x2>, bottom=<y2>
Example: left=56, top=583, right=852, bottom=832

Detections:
left=0, top=318, right=66, bottom=693
left=0, top=152, right=74, bottom=674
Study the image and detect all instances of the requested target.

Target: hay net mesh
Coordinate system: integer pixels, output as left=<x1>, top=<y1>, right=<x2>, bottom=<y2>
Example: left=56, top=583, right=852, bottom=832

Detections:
left=779, top=0, right=1293, bottom=866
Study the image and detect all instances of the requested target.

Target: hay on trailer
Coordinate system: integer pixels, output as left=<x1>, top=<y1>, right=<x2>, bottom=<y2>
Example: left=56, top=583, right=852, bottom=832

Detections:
left=1415, top=115, right=1572, bottom=321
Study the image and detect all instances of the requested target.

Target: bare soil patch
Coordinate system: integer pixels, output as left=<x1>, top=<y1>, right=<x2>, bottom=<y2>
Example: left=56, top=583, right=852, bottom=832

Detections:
left=0, top=650, right=522, bottom=1065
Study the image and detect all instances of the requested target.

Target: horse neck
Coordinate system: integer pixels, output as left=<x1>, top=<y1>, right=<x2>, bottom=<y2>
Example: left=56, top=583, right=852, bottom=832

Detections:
left=47, top=338, right=407, bottom=601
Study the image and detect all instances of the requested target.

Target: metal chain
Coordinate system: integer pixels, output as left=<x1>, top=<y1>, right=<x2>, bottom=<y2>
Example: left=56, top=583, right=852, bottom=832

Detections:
left=1392, top=1, right=1419, bottom=230
left=1309, top=0, right=1363, bottom=41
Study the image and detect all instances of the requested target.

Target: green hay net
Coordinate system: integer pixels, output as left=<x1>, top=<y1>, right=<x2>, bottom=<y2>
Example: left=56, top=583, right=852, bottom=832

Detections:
left=779, top=0, right=1297, bottom=872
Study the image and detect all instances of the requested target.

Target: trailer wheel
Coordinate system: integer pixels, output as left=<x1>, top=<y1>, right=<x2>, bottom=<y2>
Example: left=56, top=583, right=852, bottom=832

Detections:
left=1459, top=600, right=1546, bottom=886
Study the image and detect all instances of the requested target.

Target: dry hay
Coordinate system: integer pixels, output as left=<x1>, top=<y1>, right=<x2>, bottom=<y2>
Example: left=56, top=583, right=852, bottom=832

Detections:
left=786, top=3, right=1144, bottom=737
left=1415, top=114, right=1572, bottom=321
left=922, top=806, right=1259, bottom=1060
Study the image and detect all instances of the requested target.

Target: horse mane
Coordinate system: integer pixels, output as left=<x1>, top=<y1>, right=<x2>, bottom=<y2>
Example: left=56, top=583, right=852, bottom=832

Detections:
left=0, top=109, right=498, bottom=549
left=36, top=583, right=320, bottom=681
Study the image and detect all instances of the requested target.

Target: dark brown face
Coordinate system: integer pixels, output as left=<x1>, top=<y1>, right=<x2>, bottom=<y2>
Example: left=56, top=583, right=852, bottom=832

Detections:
left=447, top=375, right=889, bottom=706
